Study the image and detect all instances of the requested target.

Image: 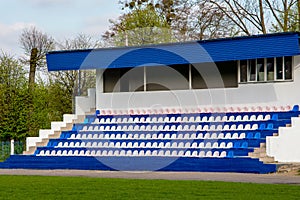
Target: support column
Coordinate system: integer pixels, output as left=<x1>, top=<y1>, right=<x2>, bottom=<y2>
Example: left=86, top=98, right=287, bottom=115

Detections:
left=10, top=139, right=14, bottom=155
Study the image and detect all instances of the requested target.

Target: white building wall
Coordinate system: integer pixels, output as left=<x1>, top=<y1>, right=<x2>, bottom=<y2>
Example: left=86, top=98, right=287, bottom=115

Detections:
left=96, top=56, right=300, bottom=110
left=266, top=117, right=300, bottom=162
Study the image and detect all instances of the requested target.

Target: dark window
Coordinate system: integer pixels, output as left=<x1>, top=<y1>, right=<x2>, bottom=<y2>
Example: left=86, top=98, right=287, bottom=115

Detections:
left=240, top=60, right=247, bottom=83
left=285, top=56, right=292, bottom=80
left=267, top=58, right=274, bottom=81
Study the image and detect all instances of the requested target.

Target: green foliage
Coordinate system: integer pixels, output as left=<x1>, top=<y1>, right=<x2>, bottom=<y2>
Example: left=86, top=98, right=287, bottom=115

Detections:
left=105, top=3, right=174, bottom=46
left=0, top=141, right=24, bottom=161
left=0, top=176, right=300, bottom=199
left=0, top=53, right=74, bottom=140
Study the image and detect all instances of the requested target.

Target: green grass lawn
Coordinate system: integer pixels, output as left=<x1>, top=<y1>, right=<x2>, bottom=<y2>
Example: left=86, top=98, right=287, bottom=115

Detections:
left=0, top=175, right=299, bottom=200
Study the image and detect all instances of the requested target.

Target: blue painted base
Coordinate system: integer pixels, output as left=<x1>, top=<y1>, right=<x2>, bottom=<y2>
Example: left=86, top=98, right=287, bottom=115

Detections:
left=0, top=155, right=276, bottom=174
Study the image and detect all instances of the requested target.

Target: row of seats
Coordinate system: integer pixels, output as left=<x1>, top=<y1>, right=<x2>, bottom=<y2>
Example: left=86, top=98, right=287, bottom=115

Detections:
left=93, top=114, right=274, bottom=124
left=70, top=132, right=248, bottom=140
left=97, top=105, right=295, bottom=116
left=37, top=149, right=232, bottom=158
left=79, top=123, right=274, bottom=132
left=56, top=141, right=248, bottom=149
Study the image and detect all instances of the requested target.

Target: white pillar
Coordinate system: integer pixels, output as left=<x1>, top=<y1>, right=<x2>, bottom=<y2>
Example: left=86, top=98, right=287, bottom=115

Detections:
left=10, top=139, right=14, bottom=155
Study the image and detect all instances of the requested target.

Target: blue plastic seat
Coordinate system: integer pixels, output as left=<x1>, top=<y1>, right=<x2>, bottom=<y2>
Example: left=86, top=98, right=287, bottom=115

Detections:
left=246, top=132, right=254, bottom=139
left=254, top=132, right=261, bottom=139
left=227, top=151, right=234, bottom=158
left=292, top=105, right=299, bottom=112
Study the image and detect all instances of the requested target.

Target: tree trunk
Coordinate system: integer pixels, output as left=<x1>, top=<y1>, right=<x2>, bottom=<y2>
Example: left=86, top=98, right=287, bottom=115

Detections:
left=29, top=48, right=38, bottom=90
left=259, top=0, right=267, bottom=34
left=298, top=0, right=300, bottom=31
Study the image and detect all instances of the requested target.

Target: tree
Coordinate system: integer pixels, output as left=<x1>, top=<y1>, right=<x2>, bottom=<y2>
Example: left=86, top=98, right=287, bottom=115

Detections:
left=51, top=34, right=99, bottom=113
left=0, top=53, right=28, bottom=140
left=103, top=2, right=173, bottom=46
left=210, top=0, right=299, bottom=35
left=19, top=27, right=55, bottom=89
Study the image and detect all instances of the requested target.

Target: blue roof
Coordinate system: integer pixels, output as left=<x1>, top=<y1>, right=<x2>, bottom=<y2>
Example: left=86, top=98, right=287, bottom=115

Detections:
left=46, top=32, right=300, bottom=71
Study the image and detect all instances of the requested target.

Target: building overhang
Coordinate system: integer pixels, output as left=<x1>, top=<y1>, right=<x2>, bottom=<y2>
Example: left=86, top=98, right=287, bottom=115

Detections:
left=46, top=32, right=300, bottom=71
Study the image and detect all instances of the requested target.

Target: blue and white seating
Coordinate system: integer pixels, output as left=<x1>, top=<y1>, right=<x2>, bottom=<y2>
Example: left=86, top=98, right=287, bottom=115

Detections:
left=0, top=104, right=298, bottom=173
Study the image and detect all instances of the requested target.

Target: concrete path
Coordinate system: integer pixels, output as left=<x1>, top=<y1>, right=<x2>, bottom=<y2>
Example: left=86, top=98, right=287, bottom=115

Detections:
left=0, top=169, right=300, bottom=185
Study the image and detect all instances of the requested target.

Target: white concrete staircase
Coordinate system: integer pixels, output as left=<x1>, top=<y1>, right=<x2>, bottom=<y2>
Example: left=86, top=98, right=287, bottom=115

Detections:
left=23, top=114, right=86, bottom=155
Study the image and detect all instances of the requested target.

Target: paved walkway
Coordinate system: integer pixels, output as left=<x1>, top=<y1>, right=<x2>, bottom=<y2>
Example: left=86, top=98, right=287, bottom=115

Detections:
left=0, top=169, right=300, bottom=185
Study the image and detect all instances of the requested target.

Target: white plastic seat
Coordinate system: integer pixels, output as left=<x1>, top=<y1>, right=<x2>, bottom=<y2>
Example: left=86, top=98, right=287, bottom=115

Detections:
left=121, top=142, right=127, bottom=148
left=108, top=142, right=114, bottom=148
left=120, top=150, right=126, bottom=156
left=165, top=150, right=171, bottom=156
left=165, top=142, right=171, bottom=148
left=220, top=151, right=227, bottom=157
left=184, top=133, right=190, bottom=139
left=165, top=133, right=170, bottom=139
left=213, top=151, right=220, bottom=157
left=171, top=142, right=177, bottom=148
left=146, top=142, right=152, bottom=148
left=232, top=133, right=239, bottom=139
left=62, top=150, right=68, bottom=156
left=199, top=151, right=205, bottom=157
left=171, top=150, right=178, bottom=157
left=185, top=142, right=191, bottom=148
left=158, top=142, right=165, bottom=148
left=102, top=142, right=109, bottom=147
left=113, top=150, right=119, bottom=156
left=212, top=142, right=219, bottom=148
left=152, top=150, right=158, bottom=156
left=184, top=151, right=191, bottom=157
left=257, top=115, right=264, bottom=121
left=73, top=150, right=79, bottom=156
left=227, top=142, right=233, bottom=148
left=92, top=134, right=98, bottom=139
left=192, top=151, right=198, bottom=157
left=211, top=133, right=218, bottom=139
left=97, top=142, right=103, bottom=147
left=140, top=142, right=145, bottom=148
left=152, top=142, right=158, bottom=148
left=217, top=133, right=224, bottom=139
left=236, top=115, right=242, bottom=121
left=219, top=142, right=226, bottom=148
left=201, top=116, right=208, bottom=122
left=178, top=142, right=184, bottom=148
left=91, top=142, right=97, bottom=147
left=177, top=134, right=183, bottom=139
left=206, top=151, right=213, bottom=157
left=139, top=150, right=145, bottom=156
left=50, top=150, right=56, bottom=156
left=199, top=142, right=205, bottom=148
left=126, top=150, right=132, bottom=156
left=196, top=125, right=202, bottom=131
left=191, top=142, right=198, bottom=148
left=57, top=142, right=63, bottom=147
left=189, top=116, right=195, bottom=122
left=158, top=133, right=164, bottom=139
left=80, top=142, right=86, bottom=147
left=74, top=142, right=80, bottom=147
left=197, top=133, right=204, bottom=139
left=204, top=133, right=210, bottom=139
left=145, top=150, right=151, bottom=156
left=158, top=150, right=164, bottom=156
left=205, top=142, right=212, bottom=148
left=133, top=142, right=139, bottom=148
left=239, top=133, right=246, bottom=139
left=96, top=150, right=101, bottom=156
left=225, top=133, right=231, bottom=139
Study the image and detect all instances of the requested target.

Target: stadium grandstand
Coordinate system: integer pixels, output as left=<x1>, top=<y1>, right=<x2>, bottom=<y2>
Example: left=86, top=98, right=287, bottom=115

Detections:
left=1, top=32, right=300, bottom=173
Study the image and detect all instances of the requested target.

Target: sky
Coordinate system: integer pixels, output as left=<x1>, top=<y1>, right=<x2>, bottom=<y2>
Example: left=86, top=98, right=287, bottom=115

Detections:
left=0, top=0, right=120, bottom=56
